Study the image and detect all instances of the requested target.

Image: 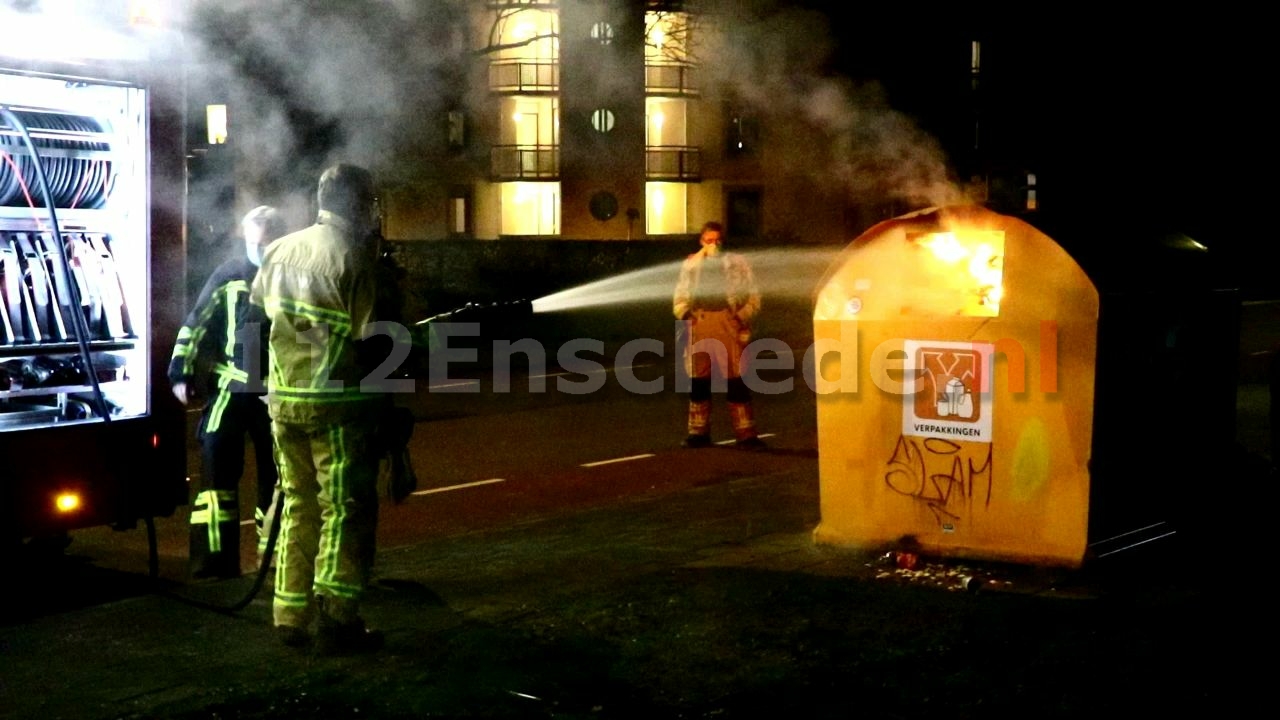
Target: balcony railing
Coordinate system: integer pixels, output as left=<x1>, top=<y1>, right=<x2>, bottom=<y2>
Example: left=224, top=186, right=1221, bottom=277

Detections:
left=644, top=62, right=698, bottom=96
left=491, top=144, right=560, bottom=180
left=487, top=1, right=558, bottom=8
left=646, top=145, right=700, bottom=181
left=489, top=60, right=559, bottom=93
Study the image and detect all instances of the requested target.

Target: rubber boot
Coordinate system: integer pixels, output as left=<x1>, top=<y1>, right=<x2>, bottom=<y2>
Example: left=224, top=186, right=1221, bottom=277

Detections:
left=730, top=402, right=765, bottom=449
left=314, top=595, right=383, bottom=656
left=683, top=400, right=712, bottom=448
left=189, top=489, right=241, bottom=579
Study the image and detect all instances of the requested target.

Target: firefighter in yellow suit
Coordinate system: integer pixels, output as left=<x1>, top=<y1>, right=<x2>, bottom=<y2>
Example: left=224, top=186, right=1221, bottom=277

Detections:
left=672, top=221, right=765, bottom=449
left=249, top=164, right=385, bottom=655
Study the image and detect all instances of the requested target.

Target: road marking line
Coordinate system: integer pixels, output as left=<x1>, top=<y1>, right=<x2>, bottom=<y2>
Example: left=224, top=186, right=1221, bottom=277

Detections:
left=411, top=478, right=506, bottom=496
left=529, top=362, right=656, bottom=380
left=427, top=379, right=482, bottom=390
left=581, top=453, right=655, bottom=468
left=1087, top=521, right=1168, bottom=547
left=715, top=432, right=778, bottom=446
left=1093, top=530, right=1178, bottom=558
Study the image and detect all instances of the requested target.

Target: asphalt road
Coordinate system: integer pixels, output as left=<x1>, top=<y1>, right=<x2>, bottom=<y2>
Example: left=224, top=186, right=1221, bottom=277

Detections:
left=11, top=306, right=820, bottom=612
left=13, top=295, right=1277, bottom=614
left=2, top=299, right=1275, bottom=719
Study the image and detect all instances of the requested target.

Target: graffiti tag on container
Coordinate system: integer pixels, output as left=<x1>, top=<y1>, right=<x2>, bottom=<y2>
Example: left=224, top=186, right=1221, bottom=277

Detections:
left=884, top=435, right=993, bottom=528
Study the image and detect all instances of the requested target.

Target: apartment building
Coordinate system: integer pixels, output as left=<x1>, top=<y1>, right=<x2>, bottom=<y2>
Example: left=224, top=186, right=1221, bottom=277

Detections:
left=187, top=2, right=1041, bottom=253
left=379, top=0, right=855, bottom=244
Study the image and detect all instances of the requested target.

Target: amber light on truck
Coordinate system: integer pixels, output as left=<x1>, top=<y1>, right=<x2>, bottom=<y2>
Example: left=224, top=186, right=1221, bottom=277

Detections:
left=55, top=492, right=82, bottom=514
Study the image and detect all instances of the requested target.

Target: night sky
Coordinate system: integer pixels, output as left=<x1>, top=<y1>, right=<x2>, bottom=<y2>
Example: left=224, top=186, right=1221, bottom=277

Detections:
left=810, top=10, right=1271, bottom=293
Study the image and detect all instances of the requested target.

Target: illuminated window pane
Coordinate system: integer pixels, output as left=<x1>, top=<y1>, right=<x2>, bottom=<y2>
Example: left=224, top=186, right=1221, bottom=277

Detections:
left=448, top=187, right=471, bottom=236
left=645, top=182, right=686, bottom=235
left=452, top=197, right=467, bottom=234
left=206, top=104, right=227, bottom=145
left=644, top=11, right=688, bottom=63
left=590, top=22, right=614, bottom=45
left=591, top=108, right=615, bottom=133
left=501, top=182, right=560, bottom=236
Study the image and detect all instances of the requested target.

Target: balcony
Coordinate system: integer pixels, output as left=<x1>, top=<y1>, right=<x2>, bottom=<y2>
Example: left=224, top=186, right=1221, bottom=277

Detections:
left=645, top=62, right=698, bottom=96
left=646, top=145, right=700, bottom=181
left=489, top=60, right=559, bottom=94
left=487, top=0, right=557, bottom=7
left=491, top=144, right=560, bottom=181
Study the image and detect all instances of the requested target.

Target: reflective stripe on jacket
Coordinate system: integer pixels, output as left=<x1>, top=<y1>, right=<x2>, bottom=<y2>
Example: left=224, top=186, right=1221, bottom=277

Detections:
left=249, top=211, right=380, bottom=425
left=168, top=255, right=268, bottom=397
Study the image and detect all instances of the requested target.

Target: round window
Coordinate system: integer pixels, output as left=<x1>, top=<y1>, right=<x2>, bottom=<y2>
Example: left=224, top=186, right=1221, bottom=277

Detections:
left=589, top=191, right=619, bottom=221
left=591, top=108, right=615, bottom=133
left=590, top=22, right=614, bottom=45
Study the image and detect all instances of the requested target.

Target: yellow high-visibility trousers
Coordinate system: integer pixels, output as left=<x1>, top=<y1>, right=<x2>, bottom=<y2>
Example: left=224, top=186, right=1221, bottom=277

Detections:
left=271, top=419, right=380, bottom=628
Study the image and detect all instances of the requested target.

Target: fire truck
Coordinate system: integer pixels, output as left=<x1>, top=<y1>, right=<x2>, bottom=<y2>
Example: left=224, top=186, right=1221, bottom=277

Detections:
left=0, top=2, right=188, bottom=552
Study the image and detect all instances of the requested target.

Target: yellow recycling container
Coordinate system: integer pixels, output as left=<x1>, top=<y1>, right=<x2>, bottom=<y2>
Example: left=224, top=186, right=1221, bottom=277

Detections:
left=812, top=205, right=1099, bottom=567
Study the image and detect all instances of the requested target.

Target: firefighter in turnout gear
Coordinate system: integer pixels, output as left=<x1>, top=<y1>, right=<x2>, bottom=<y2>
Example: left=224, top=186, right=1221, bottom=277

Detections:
left=250, top=164, right=385, bottom=654
left=169, top=205, right=286, bottom=579
left=673, top=221, right=766, bottom=449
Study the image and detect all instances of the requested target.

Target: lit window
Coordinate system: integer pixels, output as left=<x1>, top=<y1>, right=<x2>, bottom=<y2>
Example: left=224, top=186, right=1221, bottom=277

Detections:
left=501, top=182, right=560, bottom=236
left=448, top=188, right=471, bottom=236
left=646, top=182, right=687, bottom=235
left=591, top=22, right=614, bottom=45
left=645, top=11, right=688, bottom=63
left=591, top=108, right=615, bottom=133
left=206, top=104, right=227, bottom=145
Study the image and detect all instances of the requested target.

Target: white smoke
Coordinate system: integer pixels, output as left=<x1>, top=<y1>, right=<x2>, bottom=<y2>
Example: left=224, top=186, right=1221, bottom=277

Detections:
left=695, top=0, right=967, bottom=209
left=180, top=0, right=466, bottom=195
left=4, top=0, right=967, bottom=218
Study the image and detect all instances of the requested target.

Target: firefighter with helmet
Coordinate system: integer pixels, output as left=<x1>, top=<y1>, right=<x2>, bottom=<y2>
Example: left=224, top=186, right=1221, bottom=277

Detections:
left=250, top=163, right=386, bottom=654
left=169, top=205, right=285, bottom=579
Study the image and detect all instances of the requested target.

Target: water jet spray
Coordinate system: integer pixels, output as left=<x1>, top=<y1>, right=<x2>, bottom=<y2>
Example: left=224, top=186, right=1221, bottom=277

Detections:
left=528, top=248, right=844, bottom=314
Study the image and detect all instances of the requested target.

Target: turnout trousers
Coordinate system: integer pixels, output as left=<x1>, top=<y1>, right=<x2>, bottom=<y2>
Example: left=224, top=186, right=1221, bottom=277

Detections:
left=683, top=308, right=759, bottom=441
left=271, top=419, right=380, bottom=629
left=189, top=391, right=278, bottom=578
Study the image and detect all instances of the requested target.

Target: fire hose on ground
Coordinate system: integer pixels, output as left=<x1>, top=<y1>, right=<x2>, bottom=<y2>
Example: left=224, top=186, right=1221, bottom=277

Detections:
left=143, top=406, right=418, bottom=615
left=143, top=486, right=284, bottom=615
left=137, top=297, right=525, bottom=614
